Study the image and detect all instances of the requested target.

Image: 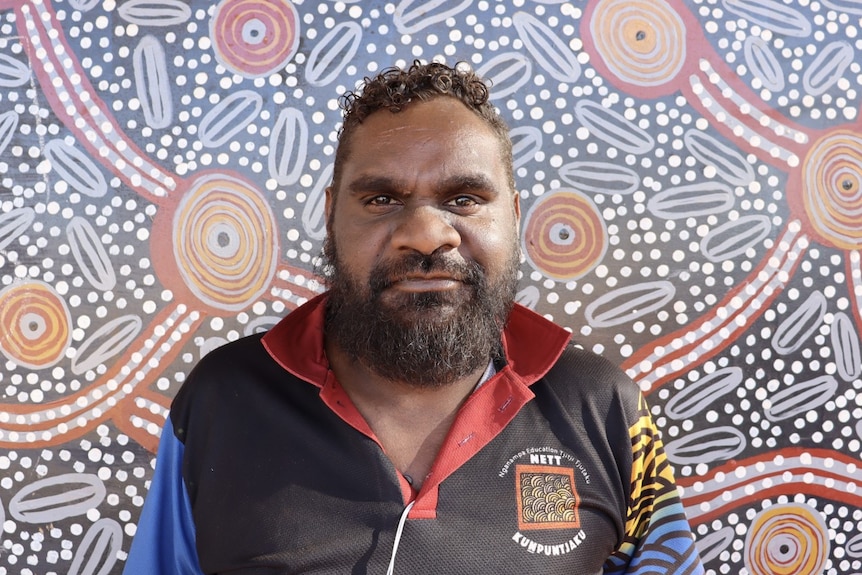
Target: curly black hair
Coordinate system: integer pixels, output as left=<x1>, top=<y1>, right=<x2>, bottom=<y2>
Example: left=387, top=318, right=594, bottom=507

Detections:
left=330, top=60, right=515, bottom=192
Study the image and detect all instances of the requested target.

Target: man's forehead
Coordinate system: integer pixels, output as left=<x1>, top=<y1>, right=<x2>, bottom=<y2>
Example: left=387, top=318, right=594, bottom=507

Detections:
left=352, top=96, right=490, bottom=134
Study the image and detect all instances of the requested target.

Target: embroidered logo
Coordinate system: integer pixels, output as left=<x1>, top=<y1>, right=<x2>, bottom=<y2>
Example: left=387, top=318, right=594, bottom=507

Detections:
left=498, top=447, right=591, bottom=557
left=515, top=464, right=581, bottom=531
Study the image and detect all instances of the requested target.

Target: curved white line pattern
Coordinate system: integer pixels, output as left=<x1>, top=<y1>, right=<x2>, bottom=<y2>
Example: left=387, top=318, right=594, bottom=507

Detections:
left=682, top=451, right=862, bottom=522
left=20, top=0, right=178, bottom=198
left=628, top=223, right=808, bottom=391
left=0, top=305, right=199, bottom=444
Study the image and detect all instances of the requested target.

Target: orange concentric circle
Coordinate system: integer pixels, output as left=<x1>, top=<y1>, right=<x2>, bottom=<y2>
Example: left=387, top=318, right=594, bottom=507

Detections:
left=801, top=130, right=862, bottom=249
left=522, top=190, right=607, bottom=281
left=211, top=0, right=300, bottom=78
left=173, top=173, right=278, bottom=311
left=0, top=282, right=71, bottom=369
left=589, top=0, right=686, bottom=87
left=744, top=503, right=829, bottom=575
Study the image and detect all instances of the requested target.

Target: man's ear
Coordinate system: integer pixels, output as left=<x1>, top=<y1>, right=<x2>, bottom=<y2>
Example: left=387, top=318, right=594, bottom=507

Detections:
left=512, top=190, right=521, bottom=235
left=325, top=186, right=334, bottom=224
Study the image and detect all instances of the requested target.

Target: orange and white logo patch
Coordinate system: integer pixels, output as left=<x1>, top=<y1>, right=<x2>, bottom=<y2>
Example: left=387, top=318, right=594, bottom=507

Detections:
left=514, top=464, right=581, bottom=531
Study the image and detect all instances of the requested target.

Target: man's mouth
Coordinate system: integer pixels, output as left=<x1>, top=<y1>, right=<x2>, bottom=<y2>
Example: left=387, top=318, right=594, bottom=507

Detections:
left=388, top=275, right=463, bottom=293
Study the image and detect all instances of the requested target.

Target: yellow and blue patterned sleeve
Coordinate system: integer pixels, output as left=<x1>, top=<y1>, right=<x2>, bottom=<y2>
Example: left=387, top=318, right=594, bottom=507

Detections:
left=604, top=394, right=705, bottom=575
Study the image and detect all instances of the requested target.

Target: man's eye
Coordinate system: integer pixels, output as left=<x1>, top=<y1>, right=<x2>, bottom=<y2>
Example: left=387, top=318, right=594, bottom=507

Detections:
left=367, top=195, right=394, bottom=206
left=450, top=196, right=478, bottom=207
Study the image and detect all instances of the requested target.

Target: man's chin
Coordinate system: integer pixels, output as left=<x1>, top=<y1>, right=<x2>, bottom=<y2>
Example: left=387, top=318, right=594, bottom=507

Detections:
left=379, top=291, right=470, bottom=318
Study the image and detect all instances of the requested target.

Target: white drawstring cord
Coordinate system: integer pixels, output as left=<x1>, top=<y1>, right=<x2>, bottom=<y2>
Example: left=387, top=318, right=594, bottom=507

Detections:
left=385, top=500, right=415, bottom=575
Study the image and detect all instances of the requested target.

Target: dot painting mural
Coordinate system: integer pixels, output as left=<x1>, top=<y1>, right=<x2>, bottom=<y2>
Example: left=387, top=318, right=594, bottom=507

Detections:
left=0, top=0, right=861, bottom=572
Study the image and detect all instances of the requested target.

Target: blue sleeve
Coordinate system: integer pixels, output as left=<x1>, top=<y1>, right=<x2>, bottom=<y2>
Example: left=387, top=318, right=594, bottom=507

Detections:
left=123, top=416, right=204, bottom=575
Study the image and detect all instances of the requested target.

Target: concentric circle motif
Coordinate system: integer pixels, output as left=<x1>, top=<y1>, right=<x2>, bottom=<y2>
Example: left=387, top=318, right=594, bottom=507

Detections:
left=522, top=190, right=607, bottom=281
left=0, top=282, right=71, bottom=369
left=744, top=503, right=829, bottom=575
left=210, top=0, right=300, bottom=78
left=589, top=0, right=686, bottom=87
left=801, top=130, right=862, bottom=250
left=173, top=173, right=279, bottom=311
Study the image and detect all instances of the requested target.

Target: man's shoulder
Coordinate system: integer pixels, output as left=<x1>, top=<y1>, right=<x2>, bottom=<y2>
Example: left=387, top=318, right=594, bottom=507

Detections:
left=181, top=333, right=271, bottom=384
left=170, top=333, right=273, bottom=414
left=540, top=342, right=642, bottom=410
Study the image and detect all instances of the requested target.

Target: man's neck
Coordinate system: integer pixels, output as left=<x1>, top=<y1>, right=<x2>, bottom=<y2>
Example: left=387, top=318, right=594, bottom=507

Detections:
left=324, top=339, right=488, bottom=491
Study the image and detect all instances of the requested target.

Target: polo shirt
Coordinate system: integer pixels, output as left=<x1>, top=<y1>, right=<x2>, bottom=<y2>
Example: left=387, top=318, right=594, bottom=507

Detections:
left=124, top=294, right=703, bottom=574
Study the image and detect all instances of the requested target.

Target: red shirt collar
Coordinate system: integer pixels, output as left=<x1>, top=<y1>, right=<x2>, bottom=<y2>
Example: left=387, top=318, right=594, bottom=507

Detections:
left=261, top=293, right=571, bottom=388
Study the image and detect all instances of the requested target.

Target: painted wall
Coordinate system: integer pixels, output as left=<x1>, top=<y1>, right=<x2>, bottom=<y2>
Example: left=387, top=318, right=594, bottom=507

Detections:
left=0, top=0, right=860, bottom=572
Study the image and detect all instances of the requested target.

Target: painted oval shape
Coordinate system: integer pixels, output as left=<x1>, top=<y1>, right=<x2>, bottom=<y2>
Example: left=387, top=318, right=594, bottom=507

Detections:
left=69, top=0, right=102, bottom=9
left=0, top=53, right=30, bottom=88
left=0, top=110, right=19, bottom=156
left=72, top=314, right=143, bottom=375
left=393, top=0, right=473, bottom=34
left=269, top=107, right=308, bottom=186
left=721, top=0, right=811, bottom=37
left=803, top=41, right=854, bottom=96
left=510, top=126, right=542, bottom=169
left=697, top=527, right=736, bottom=564
left=68, top=518, right=123, bottom=575
left=822, top=0, right=862, bottom=15
left=513, top=11, right=580, bottom=83
left=476, top=52, right=533, bottom=100
left=666, top=367, right=744, bottom=420
left=305, top=21, right=362, bottom=87
left=684, top=130, right=754, bottom=186
left=700, top=215, right=772, bottom=262
left=765, top=375, right=838, bottom=421
left=133, top=35, right=172, bottom=129
left=199, top=90, right=263, bottom=148
left=0, top=207, right=35, bottom=252
left=515, top=285, right=541, bottom=310
left=118, top=0, right=192, bottom=26
left=847, top=531, right=862, bottom=558
left=585, top=281, right=675, bottom=328
left=744, top=36, right=785, bottom=92
left=9, top=473, right=106, bottom=524
left=664, top=426, right=747, bottom=465
left=66, top=217, right=117, bottom=291
left=301, top=163, right=332, bottom=241
left=772, top=290, right=826, bottom=355
left=647, top=182, right=735, bottom=219
left=575, top=100, right=654, bottom=154
left=831, top=311, right=861, bottom=382
left=559, top=161, right=639, bottom=196
left=198, top=336, right=229, bottom=358
left=43, top=140, right=108, bottom=198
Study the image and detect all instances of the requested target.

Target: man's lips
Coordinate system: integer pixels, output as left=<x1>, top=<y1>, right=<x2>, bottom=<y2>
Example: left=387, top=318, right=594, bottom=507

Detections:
left=387, top=274, right=464, bottom=292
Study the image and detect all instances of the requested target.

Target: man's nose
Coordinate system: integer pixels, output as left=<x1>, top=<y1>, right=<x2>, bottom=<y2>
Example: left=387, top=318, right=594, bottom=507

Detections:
left=391, top=205, right=462, bottom=255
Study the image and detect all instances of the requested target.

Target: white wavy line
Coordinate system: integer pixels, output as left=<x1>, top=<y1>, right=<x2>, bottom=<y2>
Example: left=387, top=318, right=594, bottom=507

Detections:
left=22, top=1, right=176, bottom=196
left=689, top=72, right=800, bottom=167
left=630, top=223, right=807, bottom=389
left=0, top=306, right=198, bottom=443
left=699, top=59, right=809, bottom=145
left=683, top=453, right=862, bottom=519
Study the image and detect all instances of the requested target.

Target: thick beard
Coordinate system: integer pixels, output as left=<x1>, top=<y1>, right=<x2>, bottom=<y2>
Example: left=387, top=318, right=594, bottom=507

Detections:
left=321, top=239, right=519, bottom=388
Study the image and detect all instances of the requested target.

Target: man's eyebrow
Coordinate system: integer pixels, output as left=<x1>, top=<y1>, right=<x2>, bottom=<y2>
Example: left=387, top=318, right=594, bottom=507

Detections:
left=343, top=173, right=500, bottom=196
left=343, top=175, right=403, bottom=195
left=440, top=174, right=497, bottom=193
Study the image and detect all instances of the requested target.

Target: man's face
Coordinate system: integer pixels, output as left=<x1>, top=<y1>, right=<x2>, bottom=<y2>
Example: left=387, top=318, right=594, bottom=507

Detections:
left=323, top=96, right=521, bottom=386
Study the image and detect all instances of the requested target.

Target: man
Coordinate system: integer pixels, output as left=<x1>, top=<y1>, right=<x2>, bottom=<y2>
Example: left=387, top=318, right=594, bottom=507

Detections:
left=124, top=61, right=704, bottom=574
